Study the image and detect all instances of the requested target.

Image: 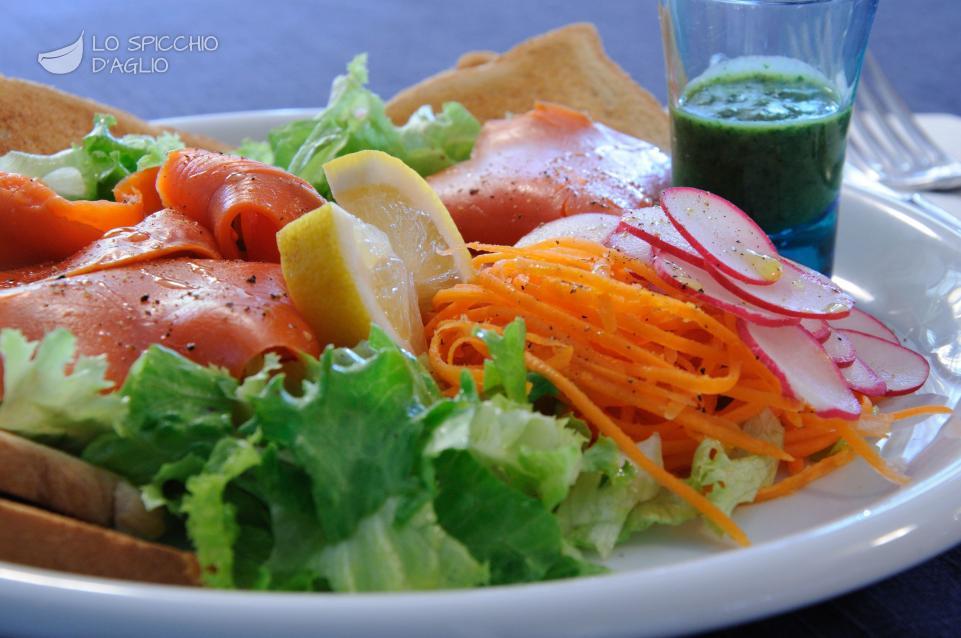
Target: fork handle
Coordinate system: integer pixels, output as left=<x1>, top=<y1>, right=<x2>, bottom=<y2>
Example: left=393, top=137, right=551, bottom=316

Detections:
left=907, top=192, right=961, bottom=229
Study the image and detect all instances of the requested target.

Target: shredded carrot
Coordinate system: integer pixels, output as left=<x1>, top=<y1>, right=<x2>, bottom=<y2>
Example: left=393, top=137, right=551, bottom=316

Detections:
left=424, top=237, right=951, bottom=543
left=754, top=449, right=856, bottom=503
left=786, top=458, right=807, bottom=476
left=784, top=432, right=842, bottom=459
left=886, top=405, right=953, bottom=421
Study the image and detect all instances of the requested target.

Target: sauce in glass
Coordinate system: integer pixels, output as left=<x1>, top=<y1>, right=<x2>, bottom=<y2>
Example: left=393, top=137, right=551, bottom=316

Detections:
left=671, top=69, right=851, bottom=274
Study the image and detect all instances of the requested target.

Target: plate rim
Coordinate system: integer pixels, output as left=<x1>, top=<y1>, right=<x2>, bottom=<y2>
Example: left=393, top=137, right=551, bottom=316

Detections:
left=1, top=110, right=959, bottom=638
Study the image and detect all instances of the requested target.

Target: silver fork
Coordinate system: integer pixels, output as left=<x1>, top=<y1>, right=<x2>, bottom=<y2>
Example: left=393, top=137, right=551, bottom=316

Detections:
left=847, top=52, right=961, bottom=192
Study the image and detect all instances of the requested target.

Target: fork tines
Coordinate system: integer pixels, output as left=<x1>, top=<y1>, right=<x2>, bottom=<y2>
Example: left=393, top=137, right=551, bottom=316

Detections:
left=848, top=52, right=961, bottom=192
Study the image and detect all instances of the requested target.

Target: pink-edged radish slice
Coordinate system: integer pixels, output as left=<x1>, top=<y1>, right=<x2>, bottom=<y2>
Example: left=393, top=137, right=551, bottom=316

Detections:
left=823, top=329, right=856, bottom=367
left=738, top=320, right=861, bottom=419
left=617, top=206, right=705, bottom=267
left=708, top=258, right=854, bottom=319
left=660, top=187, right=782, bottom=286
left=654, top=253, right=798, bottom=327
left=516, top=212, right=620, bottom=247
left=800, top=318, right=831, bottom=342
left=840, top=356, right=887, bottom=396
left=605, top=228, right=654, bottom=265
left=828, top=307, right=899, bottom=344
left=838, top=329, right=929, bottom=396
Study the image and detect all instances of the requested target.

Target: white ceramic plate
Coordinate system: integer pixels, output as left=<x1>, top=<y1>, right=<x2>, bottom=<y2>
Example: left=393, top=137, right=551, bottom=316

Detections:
left=1, top=111, right=959, bottom=638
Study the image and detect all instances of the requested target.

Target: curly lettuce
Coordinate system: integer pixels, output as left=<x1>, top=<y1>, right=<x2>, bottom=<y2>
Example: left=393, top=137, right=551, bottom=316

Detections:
left=0, top=114, right=183, bottom=200
left=237, top=54, right=480, bottom=198
left=0, top=329, right=124, bottom=446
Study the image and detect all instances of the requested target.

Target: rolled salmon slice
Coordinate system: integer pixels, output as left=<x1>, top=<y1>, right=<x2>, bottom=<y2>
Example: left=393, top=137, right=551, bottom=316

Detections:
left=156, top=149, right=326, bottom=261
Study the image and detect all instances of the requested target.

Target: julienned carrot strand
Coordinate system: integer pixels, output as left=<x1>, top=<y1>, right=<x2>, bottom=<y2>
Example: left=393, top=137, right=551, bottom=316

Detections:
left=835, top=421, right=909, bottom=485
left=523, top=351, right=750, bottom=547
left=571, top=360, right=698, bottom=407
left=717, top=401, right=767, bottom=424
left=786, top=458, right=807, bottom=475
left=754, top=449, right=856, bottom=503
left=886, top=405, right=953, bottom=421
left=673, top=410, right=792, bottom=461
left=784, top=425, right=839, bottom=443
left=446, top=336, right=487, bottom=365
left=784, top=433, right=842, bottom=459
left=724, top=385, right=800, bottom=411
left=662, top=438, right=701, bottom=456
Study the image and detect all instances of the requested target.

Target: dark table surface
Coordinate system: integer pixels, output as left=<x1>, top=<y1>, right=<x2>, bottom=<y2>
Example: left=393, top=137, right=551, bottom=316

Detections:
left=3, top=1, right=961, bottom=636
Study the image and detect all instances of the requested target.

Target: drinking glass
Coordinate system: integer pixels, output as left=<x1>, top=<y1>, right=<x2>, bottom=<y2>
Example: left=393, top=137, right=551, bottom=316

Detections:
left=659, top=0, right=878, bottom=274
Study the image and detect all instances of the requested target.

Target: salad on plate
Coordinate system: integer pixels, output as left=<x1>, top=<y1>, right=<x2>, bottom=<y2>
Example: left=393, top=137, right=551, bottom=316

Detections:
left=0, top=45, right=951, bottom=593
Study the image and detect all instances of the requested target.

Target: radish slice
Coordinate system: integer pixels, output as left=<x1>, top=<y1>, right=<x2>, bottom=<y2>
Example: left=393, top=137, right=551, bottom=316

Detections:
left=800, top=319, right=831, bottom=342
left=708, top=258, right=854, bottom=319
left=838, top=329, right=929, bottom=396
left=617, top=206, right=704, bottom=267
left=840, top=356, right=887, bottom=396
left=605, top=229, right=654, bottom=264
left=823, top=329, right=856, bottom=367
left=654, top=254, right=797, bottom=327
left=738, top=321, right=861, bottom=419
left=660, top=187, right=782, bottom=286
left=829, top=307, right=899, bottom=344
left=516, top=213, right=620, bottom=247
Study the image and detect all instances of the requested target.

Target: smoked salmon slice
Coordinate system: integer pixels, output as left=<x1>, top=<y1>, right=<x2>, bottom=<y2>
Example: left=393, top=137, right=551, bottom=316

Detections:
left=114, top=166, right=164, bottom=216
left=0, top=172, right=148, bottom=269
left=156, top=149, right=326, bottom=261
left=0, top=259, right=319, bottom=386
left=427, top=102, right=671, bottom=245
left=0, top=209, right=221, bottom=288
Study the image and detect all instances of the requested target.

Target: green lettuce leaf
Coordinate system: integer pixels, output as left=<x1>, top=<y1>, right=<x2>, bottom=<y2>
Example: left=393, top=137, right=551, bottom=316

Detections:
left=83, top=345, right=239, bottom=484
left=0, top=328, right=124, bottom=446
left=246, top=55, right=479, bottom=198
left=426, top=394, right=584, bottom=509
left=475, top=318, right=528, bottom=403
left=0, top=113, right=183, bottom=200
left=318, top=497, right=487, bottom=591
left=237, top=446, right=328, bottom=591
left=234, top=139, right=274, bottom=164
left=624, top=414, right=784, bottom=538
left=182, top=437, right=262, bottom=588
left=397, top=102, right=481, bottom=176
left=246, top=328, right=439, bottom=543
left=432, top=449, right=598, bottom=584
left=556, top=435, right=663, bottom=558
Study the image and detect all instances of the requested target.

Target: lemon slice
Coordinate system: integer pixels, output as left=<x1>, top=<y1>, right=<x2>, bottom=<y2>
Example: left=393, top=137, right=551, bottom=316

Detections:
left=278, top=202, right=424, bottom=353
left=324, top=150, right=473, bottom=312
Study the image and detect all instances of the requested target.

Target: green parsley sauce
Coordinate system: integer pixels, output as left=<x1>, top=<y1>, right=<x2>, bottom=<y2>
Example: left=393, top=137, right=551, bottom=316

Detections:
left=671, top=71, right=851, bottom=272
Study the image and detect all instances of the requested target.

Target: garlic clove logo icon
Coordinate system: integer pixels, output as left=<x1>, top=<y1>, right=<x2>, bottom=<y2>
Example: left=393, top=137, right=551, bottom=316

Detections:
left=38, top=31, right=84, bottom=74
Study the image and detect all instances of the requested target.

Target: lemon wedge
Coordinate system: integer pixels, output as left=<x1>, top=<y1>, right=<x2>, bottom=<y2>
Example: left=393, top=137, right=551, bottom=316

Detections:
left=277, top=202, right=424, bottom=353
left=324, top=150, right=473, bottom=312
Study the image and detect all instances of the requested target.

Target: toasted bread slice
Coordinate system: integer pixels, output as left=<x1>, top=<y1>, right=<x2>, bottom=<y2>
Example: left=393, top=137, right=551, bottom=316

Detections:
left=385, top=23, right=670, bottom=150
left=0, top=75, right=230, bottom=155
left=0, top=431, right=165, bottom=538
left=0, top=498, right=199, bottom=585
